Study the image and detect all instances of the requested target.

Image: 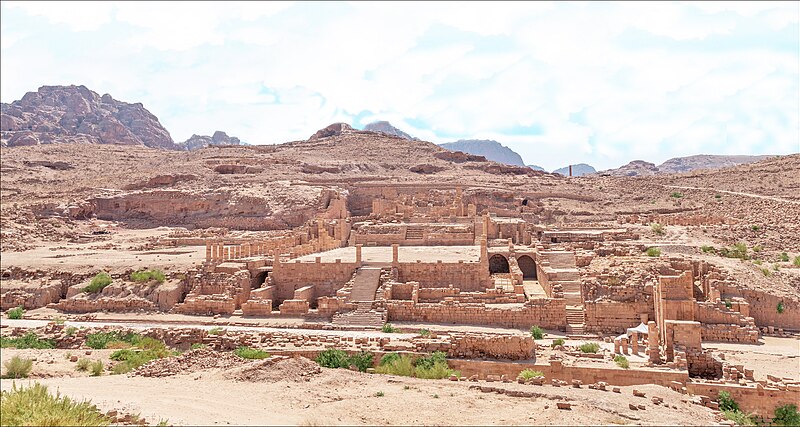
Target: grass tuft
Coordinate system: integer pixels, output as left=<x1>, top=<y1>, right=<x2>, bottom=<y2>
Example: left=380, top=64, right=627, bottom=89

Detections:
left=84, top=272, right=112, bottom=294
left=530, top=325, right=544, bottom=340
left=518, top=369, right=544, bottom=380
left=614, top=355, right=629, bottom=369
left=646, top=247, right=661, bottom=257
left=551, top=338, right=565, bottom=348
left=381, top=323, right=397, bottom=333
left=7, top=306, right=24, bottom=320
left=578, top=342, right=601, bottom=354
left=0, top=332, right=55, bottom=349
left=234, top=346, right=269, bottom=360
left=0, top=383, right=111, bottom=426
left=2, top=356, right=33, bottom=379
left=129, top=269, right=166, bottom=284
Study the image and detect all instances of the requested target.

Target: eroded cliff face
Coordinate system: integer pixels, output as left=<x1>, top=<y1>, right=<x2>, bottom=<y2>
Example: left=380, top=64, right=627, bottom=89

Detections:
left=1, top=85, right=175, bottom=149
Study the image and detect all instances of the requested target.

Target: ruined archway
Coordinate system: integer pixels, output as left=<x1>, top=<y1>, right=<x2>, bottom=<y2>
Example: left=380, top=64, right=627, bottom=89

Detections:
left=517, top=255, right=537, bottom=279
left=489, top=254, right=510, bottom=274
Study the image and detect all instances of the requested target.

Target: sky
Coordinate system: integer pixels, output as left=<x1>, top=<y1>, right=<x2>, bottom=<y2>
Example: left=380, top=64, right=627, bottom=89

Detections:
left=1, top=1, right=798, bottom=171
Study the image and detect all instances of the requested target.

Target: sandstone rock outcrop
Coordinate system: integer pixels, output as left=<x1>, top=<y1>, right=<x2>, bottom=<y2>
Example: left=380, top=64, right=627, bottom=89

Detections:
left=308, top=122, right=354, bottom=140
left=179, top=131, right=243, bottom=151
left=440, top=139, right=526, bottom=166
left=1, top=85, right=175, bottom=149
left=363, top=121, right=417, bottom=140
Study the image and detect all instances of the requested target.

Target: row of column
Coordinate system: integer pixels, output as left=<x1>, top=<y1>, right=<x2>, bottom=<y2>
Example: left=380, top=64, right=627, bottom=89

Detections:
left=205, top=242, right=280, bottom=263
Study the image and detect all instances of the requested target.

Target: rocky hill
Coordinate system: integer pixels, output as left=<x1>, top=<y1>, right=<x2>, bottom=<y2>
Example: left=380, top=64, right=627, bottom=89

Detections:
left=439, top=139, right=525, bottom=166
left=1, top=85, right=175, bottom=149
left=363, top=121, right=417, bottom=140
left=553, top=163, right=596, bottom=176
left=527, top=164, right=545, bottom=172
left=179, top=131, right=242, bottom=151
left=600, top=155, right=775, bottom=176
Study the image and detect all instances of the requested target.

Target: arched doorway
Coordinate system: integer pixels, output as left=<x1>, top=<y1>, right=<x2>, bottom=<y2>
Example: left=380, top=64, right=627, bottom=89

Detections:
left=489, top=254, right=510, bottom=274
left=517, top=255, right=537, bottom=279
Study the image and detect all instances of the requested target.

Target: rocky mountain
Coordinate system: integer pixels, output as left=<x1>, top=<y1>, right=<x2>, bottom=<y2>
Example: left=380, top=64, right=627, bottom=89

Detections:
left=657, top=154, right=773, bottom=174
left=0, top=85, right=175, bottom=149
left=600, top=155, right=775, bottom=176
left=308, top=122, right=355, bottom=140
left=439, top=139, right=525, bottom=166
left=363, top=121, right=417, bottom=140
left=553, top=163, right=596, bottom=176
left=179, top=131, right=242, bottom=151
left=527, top=164, right=545, bottom=172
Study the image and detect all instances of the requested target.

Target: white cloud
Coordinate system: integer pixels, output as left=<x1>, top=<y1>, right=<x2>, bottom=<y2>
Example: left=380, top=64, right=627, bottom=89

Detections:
left=1, top=1, right=797, bottom=170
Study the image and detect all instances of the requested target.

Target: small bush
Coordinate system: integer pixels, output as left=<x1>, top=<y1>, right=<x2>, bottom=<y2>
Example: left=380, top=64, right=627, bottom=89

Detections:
left=773, top=404, right=800, bottom=426
left=414, top=351, right=447, bottom=371
left=234, top=346, right=269, bottom=360
left=551, top=338, right=565, bottom=348
left=578, top=342, right=600, bottom=354
left=3, top=356, right=33, bottom=379
left=773, top=264, right=780, bottom=272
left=129, top=269, right=166, bottom=284
left=614, top=355, right=629, bottom=369
left=84, top=272, right=112, bottom=293
left=111, top=363, right=132, bottom=375
left=348, top=351, right=374, bottom=373
left=316, top=349, right=350, bottom=369
left=381, top=323, right=397, bottom=333
left=753, top=245, right=762, bottom=253
left=7, top=306, right=24, bottom=320
left=754, top=259, right=763, bottom=265
left=76, top=358, right=91, bottom=372
left=191, top=343, right=206, bottom=350
left=89, top=360, right=104, bottom=376
left=413, top=352, right=457, bottom=379
left=761, top=268, right=771, bottom=277
left=751, top=225, right=761, bottom=232
left=375, top=353, right=415, bottom=377
left=530, top=325, right=544, bottom=340
left=670, top=192, right=683, bottom=198
left=722, top=410, right=756, bottom=426
left=777, top=301, right=785, bottom=314
left=0, top=332, right=55, bottom=349
left=85, top=331, right=140, bottom=349
left=208, top=327, right=224, bottom=335
left=0, top=383, right=111, bottom=426
left=718, top=391, right=739, bottom=412
left=779, top=252, right=789, bottom=262
left=701, top=245, right=716, bottom=254
left=375, top=391, right=384, bottom=397
left=65, top=326, right=77, bottom=337
left=724, top=299, right=732, bottom=309
left=53, top=317, right=66, bottom=325
left=715, top=194, right=722, bottom=199
left=418, top=329, right=430, bottom=337
left=650, top=223, right=665, bottom=235
left=646, top=247, right=661, bottom=257
left=794, top=256, right=800, bottom=267
left=519, top=369, right=544, bottom=380
left=720, top=243, right=749, bottom=260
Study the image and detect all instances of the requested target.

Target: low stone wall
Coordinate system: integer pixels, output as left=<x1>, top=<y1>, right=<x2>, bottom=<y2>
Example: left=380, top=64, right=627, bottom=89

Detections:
left=50, top=296, right=158, bottom=313
left=584, top=301, right=652, bottom=334
left=271, top=260, right=357, bottom=302
left=686, top=382, right=800, bottom=418
left=448, top=333, right=534, bottom=360
left=1, top=280, right=64, bottom=310
left=387, top=298, right=566, bottom=330
left=397, top=261, right=489, bottom=292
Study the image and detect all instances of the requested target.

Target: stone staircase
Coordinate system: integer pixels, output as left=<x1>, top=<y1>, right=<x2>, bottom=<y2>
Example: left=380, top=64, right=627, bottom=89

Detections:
left=331, top=267, right=385, bottom=328
left=561, top=275, right=586, bottom=337
left=405, top=226, right=424, bottom=240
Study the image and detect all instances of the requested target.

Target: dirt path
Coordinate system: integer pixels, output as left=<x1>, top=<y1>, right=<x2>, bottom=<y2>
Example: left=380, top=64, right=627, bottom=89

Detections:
left=664, top=185, right=800, bottom=204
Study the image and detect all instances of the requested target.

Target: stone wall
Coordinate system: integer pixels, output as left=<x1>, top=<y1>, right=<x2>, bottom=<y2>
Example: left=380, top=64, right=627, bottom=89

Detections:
left=584, top=301, right=653, bottom=334
left=387, top=298, right=566, bottom=330
left=397, top=261, right=489, bottom=291
left=270, top=260, right=358, bottom=302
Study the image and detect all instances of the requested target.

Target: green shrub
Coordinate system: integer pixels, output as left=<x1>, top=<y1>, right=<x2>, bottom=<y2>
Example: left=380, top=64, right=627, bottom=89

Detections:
left=650, top=223, right=665, bottom=235
left=773, top=264, right=780, bottom=272
left=0, top=383, right=111, bottom=426
left=794, top=256, right=800, bottom=267
left=414, top=351, right=447, bottom=371
left=777, top=301, right=785, bottom=314
left=720, top=243, right=749, bottom=260
left=551, top=338, right=565, bottom=348
left=718, top=391, right=739, bottom=412
left=85, top=331, right=140, bottom=349
left=191, top=343, right=206, bottom=350
left=316, top=349, right=350, bottom=369
left=109, top=346, right=172, bottom=374
left=234, top=346, right=269, bottom=360
left=7, top=306, right=24, bottom=320
left=65, top=326, right=77, bottom=337
left=418, top=329, right=430, bottom=337
left=84, top=272, right=112, bottom=293
left=0, top=332, right=55, bottom=349
left=53, top=317, right=66, bottom=325
left=722, top=410, right=756, bottom=426
left=701, top=245, right=716, bottom=254
left=381, top=323, right=397, bottom=333
left=754, top=259, right=763, bottom=265
left=530, top=325, right=544, bottom=340
left=724, top=299, right=732, bottom=309
left=646, top=247, right=661, bottom=257
left=89, top=360, right=103, bottom=376
left=753, top=245, right=762, bottom=253
left=773, top=404, right=800, bottom=426
left=208, top=327, right=224, bottom=335
left=614, top=355, right=629, bottom=369
left=3, top=356, right=33, bottom=379
left=348, top=351, right=374, bottom=373
left=111, top=363, right=132, bottom=375
left=518, top=369, right=544, bottom=380
left=375, top=353, right=415, bottom=377
left=76, top=358, right=91, bottom=372
left=375, top=391, right=384, bottom=397
left=751, top=225, right=761, bottom=232
left=129, top=269, right=166, bottom=284
left=670, top=192, right=683, bottom=198
left=578, top=342, right=600, bottom=354
left=779, top=252, right=790, bottom=262
left=715, top=194, right=722, bottom=199
left=412, top=351, right=457, bottom=379
left=761, top=268, right=771, bottom=277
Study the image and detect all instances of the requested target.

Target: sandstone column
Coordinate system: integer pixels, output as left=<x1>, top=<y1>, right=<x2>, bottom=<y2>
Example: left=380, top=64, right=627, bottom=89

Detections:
left=392, top=244, right=399, bottom=267
left=648, top=321, right=660, bottom=364
left=205, top=242, right=212, bottom=263
left=356, top=244, right=362, bottom=267
left=631, top=331, right=639, bottom=355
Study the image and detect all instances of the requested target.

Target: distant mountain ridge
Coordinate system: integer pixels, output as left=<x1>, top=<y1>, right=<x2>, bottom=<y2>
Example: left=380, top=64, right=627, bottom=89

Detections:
left=179, top=131, right=243, bottom=151
left=439, top=139, right=525, bottom=166
left=600, top=155, right=774, bottom=176
left=553, top=163, right=596, bottom=176
left=363, top=121, right=417, bottom=140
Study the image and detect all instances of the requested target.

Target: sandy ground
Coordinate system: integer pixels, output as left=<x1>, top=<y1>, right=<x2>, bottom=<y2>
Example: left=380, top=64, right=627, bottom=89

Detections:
left=0, top=227, right=205, bottom=274
left=703, top=336, right=800, bottom=381
left=292, top=245, right=479, bottom=264
left=0, top=348, right=720, bottom=426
